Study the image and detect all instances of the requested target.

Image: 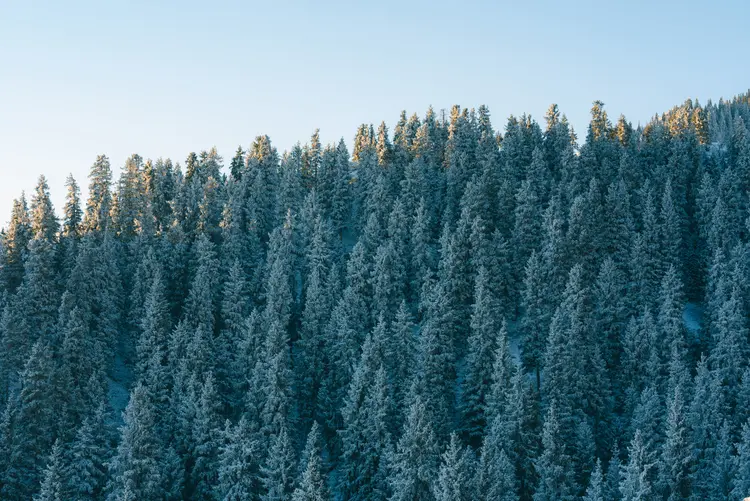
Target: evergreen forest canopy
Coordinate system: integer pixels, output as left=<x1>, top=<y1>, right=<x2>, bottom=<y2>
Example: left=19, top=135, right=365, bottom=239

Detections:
left=1, top=92, right=750, bottom=501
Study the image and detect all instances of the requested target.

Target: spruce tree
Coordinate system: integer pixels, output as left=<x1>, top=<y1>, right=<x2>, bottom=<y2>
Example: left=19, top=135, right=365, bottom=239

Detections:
left=215, top=417, right=260, bottom=501
left=388, top=391, right=440, bottom=501
left=338, top=353, right=392, bottom=501
left=30, top=175, right=59, bottom=242
left=292, top=422, right=329, bottom=501
left=619, top=430, right=653, bottom=501
left=190, top=372, right=222, bottom=499
left=106, top=383, right=181, bottom=500
left=582, top=459, right=604, bottom=501
left=217, top=260, right=249, bottom=411
left=260, top=424, right=297, bottom=501
left=460, top=266, right=499, bottom=444
left=1, top=194, right=31, bottom=292
left=84, top=155, right=113, bottom=233
left=2, top=342, right=57, bottom=500
left=689, top=357, right=726, bottom=499
left=433, top=433, right=475, bottom=501
left=64, top=403, right=112, bottom=501
left=706, top=420, right=734, bottom=501
left=412, top=276, right=456, bottom=439
left=34, top=440, right=64, bottom=501
left=657, top=385, right=692, bottom=501
left=521, top=250, right=549, bottom=388
left=605, top=443, right=623, bottom=501
left=387, top=301, right=416, bottom=420
left=533, top=401, right=576, bottom=501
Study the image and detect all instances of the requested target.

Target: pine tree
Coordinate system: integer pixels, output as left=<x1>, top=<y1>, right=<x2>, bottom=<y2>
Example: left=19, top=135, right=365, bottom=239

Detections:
left=533, top=401, right=576, bottom=501
left=512, top=179, right=542, bottom=290
left=372, top=241, right=405, bottom=323
left=106, top=383, right=181, bottom=500
left=521, top=251, right=549, bottom=388
left=706, top=420, right=734, bottom=501
left=592, top=257, right=628, bottom=371
left=582, top=459, right=604, bottom=501
left=2, top=234, right=59, bottom=381
left=112, top=154, right=146, bottom=239
left=229, top=145, right=245, bottom=181
left=605, top=443, right=623, bottom=501
left=479, top=445, right=518, bottom=501
left=215, top=417, right=261, bottom=501
left=135, top=267, right=170, bottom=381
left=279, top=146, right=305, bottom=218
left=656, top=265, right=687, bottom=369
left=1, top=194, right=31, bottom=292
left=316, top=293, right=358, bottom=438
left=657, top=385, right=692, bottom=501
left=260, top=424, right=297, bottom=501
left=388, top=391, right=440, bottom=501
left=34, top=440, right=64, bottom=501
left=460, top=266, right=499, bottom=444
left=619, top=430, right=653, bottom=501
left=297, top=244, right=333, bottom=419
left=2, top=342, right=57, bottom=500
left=412, top=275, right=456, bottom=439
left=628, top=385, right=663, bottom=470
left=433, top=433, right=475, bottom=501
left=84, top=154, right=113, bottom=233
left=64, top=403, right=112, bottom=501
left=637, top=188, right=664, bottom=306
left=602, top=178, right=634, bottom=267
left=331, top=139, right=351, bottom=238
left=387, top=301, right=416, bottom=419
left=338, top=355, right=392, bottom=501
left=291, top=422, right=329, bottom=501
left=59, top=174, right=83, bottom=283
left=190, top=372, right=222, bottom=499
left=710, top=285, right=748, bottom=399
left=304, top=129, right=322, bottom=189
left=542, top=265, right=598, bottom=447
left=217, top=260, right=249, bottom=411
left=30, top=175, right=59, bottom=242
left=689, top=357, right=726, bottom=499
left=410, top=198, right=435, bottom=300
left=659, top=179, right=682, bottom=274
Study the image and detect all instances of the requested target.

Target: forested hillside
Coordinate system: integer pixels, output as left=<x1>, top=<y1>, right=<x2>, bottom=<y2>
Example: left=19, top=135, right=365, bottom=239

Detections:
left=1, top=92, right=750, bottom=500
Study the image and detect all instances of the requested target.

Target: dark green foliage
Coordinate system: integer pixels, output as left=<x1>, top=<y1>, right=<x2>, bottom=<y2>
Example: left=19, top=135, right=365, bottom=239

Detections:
left=0, top=94, right=749, bottom=500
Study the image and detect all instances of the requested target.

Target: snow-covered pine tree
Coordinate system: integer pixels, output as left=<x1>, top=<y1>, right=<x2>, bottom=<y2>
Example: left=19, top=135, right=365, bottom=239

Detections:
left=388, top=390, right=440, bottom=501
left=291, top=422, right=329, bottom=501
left=433, top=433, right=476, bottom=501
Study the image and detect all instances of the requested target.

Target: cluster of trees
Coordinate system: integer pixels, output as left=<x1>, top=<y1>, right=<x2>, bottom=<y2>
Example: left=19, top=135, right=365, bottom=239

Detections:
left=0, top=91, right=749, bottom=500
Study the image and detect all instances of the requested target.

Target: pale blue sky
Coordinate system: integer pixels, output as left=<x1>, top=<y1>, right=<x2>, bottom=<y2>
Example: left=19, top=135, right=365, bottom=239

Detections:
left=1, top=0, right=748, bottom=225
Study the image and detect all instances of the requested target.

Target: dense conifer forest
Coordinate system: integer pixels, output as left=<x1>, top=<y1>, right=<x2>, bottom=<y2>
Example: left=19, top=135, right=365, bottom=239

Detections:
left=1, top=92, right=750, bottom=500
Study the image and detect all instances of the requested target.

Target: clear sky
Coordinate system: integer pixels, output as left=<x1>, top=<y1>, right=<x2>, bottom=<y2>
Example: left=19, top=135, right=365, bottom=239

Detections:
left=1, top=0, right=748, bottom=226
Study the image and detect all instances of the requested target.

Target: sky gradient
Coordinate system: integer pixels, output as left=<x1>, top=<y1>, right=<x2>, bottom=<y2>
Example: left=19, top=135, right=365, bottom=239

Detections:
left=1, top=0, right=749, bottom=225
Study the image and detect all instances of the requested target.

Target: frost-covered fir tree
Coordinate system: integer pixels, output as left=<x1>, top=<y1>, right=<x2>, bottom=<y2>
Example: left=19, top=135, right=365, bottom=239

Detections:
left=388, top=391, right=440, bottom=501
left=260, top=424, right=297, bottom=501
left=106, top=383, right=181, bottom=500
left=619, top=430, right=653, bottom=501
left=459, top=266, right=500, bottom=444
left=533, top=401, right=576, bottom=501
left=34, top=440, right=64, bottom=501
left=291, top=422, right=329, bottom=501
left=433, top=433, right=476, bottom=501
